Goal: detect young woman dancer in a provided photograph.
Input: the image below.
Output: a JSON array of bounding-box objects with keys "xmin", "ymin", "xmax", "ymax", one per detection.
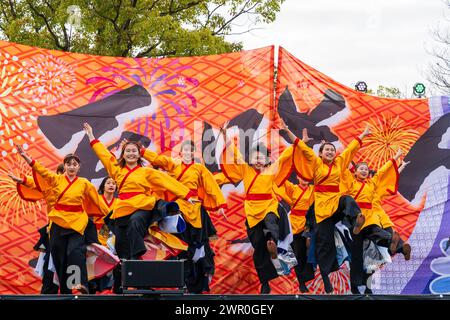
[
  {"xmin": 218, "ymin": 123, "xmax": 294, "ymax": 294},
  {"xmin": 277, "ymin": 176, "xmax": 315, "ymax": 293},
  {"xmin": 83, "ymin": 123, "xmax": 196, "ymax": 292},
  {"xmin": 279, "ymin": 120, "xmax": 370, "ymax": 293},
  {"xmin": 16, "ymin": 146, "xmax": 109, "ymax": 294},
  {"xmin": 372, "ymin": 160, "xmax": 412, "ymax": 260},
  {"xmin": 9, "ymin": 164, "xmax": 65, "ymax": 294},
  {"xmin": 343, "ymin": 150, "xmax": 410, "ymax": 293},
  {"xmin": 141, "ymin": 140, "xmax": 227, "ymax": 293}
]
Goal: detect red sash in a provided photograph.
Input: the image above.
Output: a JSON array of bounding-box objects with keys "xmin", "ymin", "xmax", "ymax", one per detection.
[
  {"xmin": 54, "ymin": 204, "xmax": 83, "ymax": 212},
  {"xmin": 291, "ymin": 209, "xmax": 307, "ymax": 217},
  {"xmin": 245, "ymin": 194, "xmax": 273, "ymax": 201},
  {"xmin": 314, "ymin": 185, "xmax": 340, "ymax": 193},
  {"xmin": 118, "ymin": 192, "xmax": 143, "ymax": 200}
]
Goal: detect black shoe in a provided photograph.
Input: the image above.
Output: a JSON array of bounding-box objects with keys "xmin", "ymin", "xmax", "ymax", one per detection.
[
  {"xmin": 260, "ymin": 282, "xmax": 271, "ymax": 294},
  {"xmin": 364, "ymin": 288, "xmax": 373, "ymax": 294},
  {"xmin": 299, "ymin": 282, "xmax": 309, "ymax": 293}
]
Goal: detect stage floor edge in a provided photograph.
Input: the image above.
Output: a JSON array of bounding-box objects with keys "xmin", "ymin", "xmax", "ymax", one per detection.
[{"xmin": 1, "ymin": 294, "xmax": 450, "ymax": 301}]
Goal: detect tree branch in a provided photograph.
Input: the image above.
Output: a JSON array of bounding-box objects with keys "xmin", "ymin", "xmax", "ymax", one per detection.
[
  {"xmin": 26, "ymin": 1, "xmax": 66, "ymax": 50},
  {"xmin": 159, "ymin": 0, "xmax": 203, "ymax": 16},
  {"xmin": 212, "ymin": 0, "xmax": 258, "ymax": 36}
]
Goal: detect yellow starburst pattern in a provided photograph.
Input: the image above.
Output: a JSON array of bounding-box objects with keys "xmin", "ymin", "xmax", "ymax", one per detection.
[
  {"xmin": 0, "ymin": 154, "xmax": 43, "ymax": 225},
  {"xmin": 359, "ymin": 114, "xmax": 420, "ymax": 169}
]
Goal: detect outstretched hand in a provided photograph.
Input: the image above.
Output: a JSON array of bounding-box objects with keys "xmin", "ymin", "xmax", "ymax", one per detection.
[
  {"xmin": 8, "ymin": 173, "xmax": 23, "ymax": 184},
  {"xmin": 16, "ymin": 144, "xmax": 26, "ymax": 157},
  {"xmin": 217, "ymin": 207, "xmax": 229, "ymax": 221},
  {"xmin": 116, "ymin": 139, "xmax": 128, "ymax": 152},
  {"xmin": 362, "ymin": 124, "xmax": 371, "ymax": 137},
  {"xmin": 401, "ymin": 160, "xmax": 411, "ymax": 167},
  {"xmin": 358, "ymin": 123, "xmax": 372, "ymax": 141},
  {"xmin": 188, "ymin": 198, "xmax": 201, "ymax": 205},
  {"xmin": 279, "ymin": 117, "xmax": 289, "ymax": 131},
  {"xmin": 394, "ymin": 148, "xmax": 404, "ymax": 160},
  {"xmin": 15, "ymin": 144, "xmax": 32, "ymax": 164},
  {"xmin": 398, "ymin": 159, "xmax": 411, "ymax": 174},
  {"xmin": 302, "ymin": 128, "xmax": 313, "ymax": 143},
  {"xmin": 83, "ymin": 123, "xmax": 95, "ymax": 140}
]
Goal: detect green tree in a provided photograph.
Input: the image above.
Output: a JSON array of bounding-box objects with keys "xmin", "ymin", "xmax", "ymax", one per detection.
[
  {"xmin": 366, "ymin": 85, "xmax": 404, "ymax": 98},
  {"xmin": 0, "ymin": 0, "xmax": 285, "ymax": 57}
]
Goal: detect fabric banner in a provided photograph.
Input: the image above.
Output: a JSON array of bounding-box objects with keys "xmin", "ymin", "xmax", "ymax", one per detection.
[
  {"xmin": 276, "ymin": 47, "xmax": 450, "ymax": 294},
  {"xmin": 0, "ymin": 41, "xmax": 448, "ymax": 294}
]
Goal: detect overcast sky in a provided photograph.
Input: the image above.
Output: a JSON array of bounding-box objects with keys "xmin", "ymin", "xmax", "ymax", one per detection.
[{"xmin": 226, "ymin": 0, "xmax": 449, "ymax": 97}]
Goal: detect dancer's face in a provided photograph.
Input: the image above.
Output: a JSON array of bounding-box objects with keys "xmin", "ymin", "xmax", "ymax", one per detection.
[
  {"xmin": 180, "ymin": 144, "xmax": 194, "ymax": 164},
  {"xmin": 356, "ymin": 164, "xmax": 369, "ymax": 180},
  {"xmin": 250, "ymin": 151, "xmax": 268, "ymax": 170},
  {"xmin": 104, "ymin": 178, "xmax": 116, "ymax": 194},
  {"xmin": 123, "ymin": 144, "xmax": 140, "ymax": 165},
  {"xmin": 320, "ymin": 144, "xmax": 336, "ymax": 162},
  {"xmin": 64, "ymin": 159, "xmax": 80, "ymax": 178}
]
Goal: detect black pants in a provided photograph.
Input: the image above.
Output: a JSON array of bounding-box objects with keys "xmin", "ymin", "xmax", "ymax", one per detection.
[
  {"xmin": 350, "ymin": 224, "xmax": 393, "ymax": 286},
  {"xmin": 84, "ymin": 219, "xmax": 100, "ymax": 245},
  {"xmin": 40, "ymin": 251, "xmax": 58, "ymax": 294},
  {"xmin": 49, "ymin": 223, "xmax": 88, "ymax": 294},
  {"xmin": 34, "ymin": 225, "xmax": 58, "ymax": 294},
  {"xmin": 246, "ymin": 212, "xmax": 280, "ymax": 284},
  {"xmin": 291, "ymin": 233, "xmax": 315, "ymax": 285},
  {"xmin": 385, "ymin": 227, "xmax": 405, "ymax": 255},
  {"xmin": 113, "ymin": 201, "xmax": 170, "ymax": 291},
  {"xmin": 114, "ymin": 205, "xmax": 168, "ymax": 259},
  {"xmin": 177, "ymin": 206, "xmax": 216, "ymax": 293},
  {"xmin": 314, "ymin": 195, "xmax": 361, "ymax": 277}
]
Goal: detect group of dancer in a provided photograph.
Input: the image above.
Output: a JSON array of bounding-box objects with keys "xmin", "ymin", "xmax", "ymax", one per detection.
[{"xmin": 8, "ymin": 118, "xmax": 411, "ymax": 295}]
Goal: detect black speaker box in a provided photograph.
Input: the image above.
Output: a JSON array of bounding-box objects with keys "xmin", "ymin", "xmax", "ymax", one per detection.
[{"xmin": 121, "ymin": 260, "xmax": 185, "ymax": 288}]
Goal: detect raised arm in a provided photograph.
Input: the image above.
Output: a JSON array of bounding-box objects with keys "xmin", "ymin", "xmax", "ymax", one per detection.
[
  {"xmin": 84, "ymin": 123, "xmax": 120, "ymax": 179},
  {"xmin": 8, "ymin": 173, "xmax": 28, "ymax": 186},
  {"xmin": 287, "ymin": 129, "xmax": 319, "ymax": 185},
  {"xmin": 272, "ymin": 144, "xmax": 294, "ymax": 186},
  {"xmin": 279, "ymin": 117, "xmax": 299, "ymax": 144},
  {"xmin": 141, "ymin": 148, "xmax": 178, "ymax": 173},
  {"xmin": 337, "ymin": 124, "xmax": 371, "ymax": 170},
  {"xmin": 218, "ymin": 123, "xmax": 247, "ymax": 184},
  {"xmin": 199, "ymin": 166, "xmax": 227, "ymax": 211},
  {"xmin": 16, "ymin": 144, "xmax": 58, "ymax": 186},
  {"xmin": 372, "ymin": 149, "xmax": 402, "ymax": 195},
  {"xmin": 146, "ymin": 168, "xmax": 194, "ymax": 201}
]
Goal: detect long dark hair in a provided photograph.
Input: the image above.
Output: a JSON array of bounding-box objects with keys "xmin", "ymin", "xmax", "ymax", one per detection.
[
  {"xmin": 98, "ymin": 176, "xmax": 116, "ymax": 195},
  {"xmin": 56, "ymin": 163, "xmax": 65, "ymax": 174},
  {"xmin": 116, "ymin": 141, "xmax": 144, "ymax": 168}
]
